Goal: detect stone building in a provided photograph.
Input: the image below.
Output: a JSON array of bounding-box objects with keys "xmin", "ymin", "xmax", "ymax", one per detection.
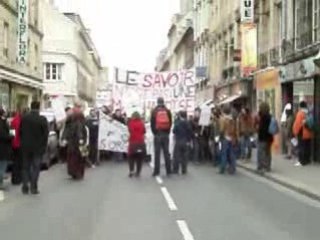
[{"xmin": 0, "ymin": 0, "xmax": 43, "ymax": 111}]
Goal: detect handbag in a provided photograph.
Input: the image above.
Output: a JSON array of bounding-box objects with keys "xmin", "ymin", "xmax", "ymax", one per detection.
[
  {"xmin": 79, "ymin": 145, "xmax": 89, "ymax": 158},
  {"xmin": 130, "ymin": 143, "xmax": 146, "ymax": 155}
]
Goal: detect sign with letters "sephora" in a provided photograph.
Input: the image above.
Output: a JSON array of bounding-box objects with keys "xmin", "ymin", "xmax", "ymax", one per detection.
[{"xmin": 17, "ymin": 0, "xmax": 29, "ymax": 64}]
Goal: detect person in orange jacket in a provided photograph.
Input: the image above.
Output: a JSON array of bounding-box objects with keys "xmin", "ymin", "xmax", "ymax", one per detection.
[{"xmin": 292, "ymin": 101, "xmax": 313, "ymax": 166}]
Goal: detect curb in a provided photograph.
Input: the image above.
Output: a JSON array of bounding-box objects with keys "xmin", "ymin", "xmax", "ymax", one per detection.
[{"xmin": 237, "ymin": 162, "xmax": 320, "ymax": 202}]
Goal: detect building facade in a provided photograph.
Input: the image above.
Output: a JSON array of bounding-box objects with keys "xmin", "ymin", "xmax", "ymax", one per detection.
[
  {"xmin": 0, "ymin": 0, "xmax": 43, "ymax": 112},
  {"xmin": 41, "ymin": 0, "xmax": 101, "ymax": 108},
  {"xmin": 155, "ymin": 11, "xmax": 194, "ymax": 73}
]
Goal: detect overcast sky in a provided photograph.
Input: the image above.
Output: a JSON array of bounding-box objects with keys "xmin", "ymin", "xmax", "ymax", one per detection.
[{"xmin": 54, "ymin": 0, "xmax": 180, "ymax": 72}]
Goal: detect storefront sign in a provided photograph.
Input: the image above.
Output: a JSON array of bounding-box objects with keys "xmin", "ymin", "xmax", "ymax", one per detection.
[
  {"xmin": 17, "ymin": 0, "xmax": 29, "ymax": 64},
  {"xmin": 283, "ymin": 58, "xmax": 315, "ymax": 82},
  {"xmin": 241, "ymin": 24, "xmax": 257, "ymax": 77},
  {"xmin": 241, "ymin": 0, "xmax": 254, "ymax": 23}
]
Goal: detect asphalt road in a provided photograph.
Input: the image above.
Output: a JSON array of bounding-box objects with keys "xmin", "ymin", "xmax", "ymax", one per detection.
[{"xmin": 1, "ymin": 162, "xmax": 320, "ymax": 240}]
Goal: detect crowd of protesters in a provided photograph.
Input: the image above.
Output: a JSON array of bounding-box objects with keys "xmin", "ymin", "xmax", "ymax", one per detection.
[{"xmin": 0, "ymin": 96, "xmax": 315, "ymax": 194}]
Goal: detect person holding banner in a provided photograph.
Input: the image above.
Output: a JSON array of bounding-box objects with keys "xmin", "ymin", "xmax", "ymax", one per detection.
[
  {"xmin": 127, "ymin": 112, "xmax": 146, "ymax": 177},
  {"xmin": 151, "ymin": 97, "xmax": 172, "ymax": 177}
]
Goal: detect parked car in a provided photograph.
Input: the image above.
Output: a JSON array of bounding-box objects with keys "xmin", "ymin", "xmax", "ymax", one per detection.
[{"xmin": 40, "ymin": 111, "xmax": 59, "ymax": 169}]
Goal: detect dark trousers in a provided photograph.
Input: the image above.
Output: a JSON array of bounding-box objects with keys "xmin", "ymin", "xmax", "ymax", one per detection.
[
  {"xmin": 220, "ymin": 139, "xmax": 236, "ymax": 174},
  {"xmin": 22, "ymin": 152, "xmax": 42, "ymax": 191},
  {"xmin": 89, "ymin": 142, "xmax": 98, "ymax": 164},
  {"xmin": 11, "ymin": 148, "xmax": 23, "ymax": 185},
  {"xmin": 153, "ymin": 134, "xmax": 171, "ymax": 175},
  {"xmin": 173, "ymin": 140, "xmax": 188, "ymax": 174},
  {"xmin": 128, "ymin": 153, "xmax": 143, "ymax": 175},
  {"xmin": 298, "ymin": 139, "xmax": 311, "ymax": 165},
  {"xmin": 59, "ymin": 146, "xmax": 68, "ymax": 163}
]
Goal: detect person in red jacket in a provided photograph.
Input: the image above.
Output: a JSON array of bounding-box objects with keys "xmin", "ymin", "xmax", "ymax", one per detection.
[
  {"xmin": 128, "ymin": 111, "xmax": 146, "ymax": 177},
  {"xmin": 10, "ymin": 109, "xmax": 23, "ymax": 185}
]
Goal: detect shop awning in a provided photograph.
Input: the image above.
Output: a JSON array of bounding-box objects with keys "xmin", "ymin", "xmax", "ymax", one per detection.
[
  {"xmin": 218, "ymin": 94, "xmax": 244, "ymax": 106},
  {"xmin": 0, "ymin": 68, "xmax": 43, "ymax": 89}
]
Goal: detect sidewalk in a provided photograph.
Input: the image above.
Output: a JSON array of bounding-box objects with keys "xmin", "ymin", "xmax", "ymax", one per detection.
[{"xmin": 237, "ymin": 154, "xmax": 320, "ymax": 201}]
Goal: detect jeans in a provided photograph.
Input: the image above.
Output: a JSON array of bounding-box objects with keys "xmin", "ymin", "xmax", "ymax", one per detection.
[
  {"xmin": 153, "ymin": 133, "xmax": 171, "ymax": 175},
  {"xmin": 219, "ymin": 139, "xmax": 236, "ymax": 174},
  {"xmin": 22, "ymin": 152, "xmax": 42, "ymax": 191},
  {"xmin": 173, "ymin": 140, "xmax": 188, "ymax": 174},
  {"xmin": 257, "ymin": 141, "xmax": 272, "ymax": 171},
  {"xmin": 0, "ymin": 161, "xmax": 8, "ymax": 187},
  {"xmin": 240, "ymin": 135, "xmax": 252, "ymax": 159}
]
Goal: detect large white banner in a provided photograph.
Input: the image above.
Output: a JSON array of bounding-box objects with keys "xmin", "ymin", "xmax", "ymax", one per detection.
[
  {"xmin": 110, "ymin": 68, "xmax": 196, "ymax": 117},
  {"xmin": 98, "ymin": 113, "xmax": 129, "ymax": 152},
  {"xmin": 17, "ymin": 0, "xmax": 29, "ymax": 64}
]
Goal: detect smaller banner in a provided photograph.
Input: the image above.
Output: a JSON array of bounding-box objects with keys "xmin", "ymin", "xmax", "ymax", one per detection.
[
  {"xmin": 241, "ymin": 23, "xmax": 257, "ymax": 77},
  {"xmin": 17, "ymin": 0, "xmax": 29, "ymax": 64},
  {"xmin": 98, "ymin": 112, "xmax": 129, "ymax": 152},
  {"xmin": 199, "ymin": 106, "xmax": 211, "ymax": 126},
  {"xmin": 241, "ymin": 0, "xmax": 254, "ymax": 23}
]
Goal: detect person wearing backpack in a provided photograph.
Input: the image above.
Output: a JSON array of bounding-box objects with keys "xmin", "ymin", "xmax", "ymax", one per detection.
[
  {"xmin": 292, "ymin": 101, "xmax": 313, "ymax": 166},
  {"xmin": 257, "ymin": 102, "xmax": 273, "ymax": 173},
  {"xmin": 219, "ymin": 104, "xmax": 238, "ymax": 174},
  {"xmin": 150, "ymin": 97, "xmax": 172, "ymax": 176}
]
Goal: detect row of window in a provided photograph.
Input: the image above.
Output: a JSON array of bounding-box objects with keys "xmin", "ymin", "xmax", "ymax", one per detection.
[
  {"xmin": 44, "ymin": 63, "xmax": 63, "ymax": 81},
  {"xmin": 1, "ymin": 21, "xmax": 39, "ymax": 70}
]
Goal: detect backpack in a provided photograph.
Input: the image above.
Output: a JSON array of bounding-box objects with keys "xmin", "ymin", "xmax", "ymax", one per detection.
[
  {"xmin": 155, "ymin": 108, "xmax": 170, "ymax": 130},
  {"xmin": 305, "ymin": 112, "xmax": 315, "ymax": 131},
  {"xmin": 268, "ymin": 116, "xmax": 279, "ymax": 135}
]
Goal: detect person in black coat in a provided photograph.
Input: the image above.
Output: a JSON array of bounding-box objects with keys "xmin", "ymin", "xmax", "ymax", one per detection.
[
  {"xmin": 20, "ymin": 102, "xmax": 49, "ymax": 194},
  {"xmin": 0, "ymin": 108, "xmax": 13, "ymax": 189},
  {"xmin": 86, "ymin": 109, "xmax": 99, "ymax": 165}
]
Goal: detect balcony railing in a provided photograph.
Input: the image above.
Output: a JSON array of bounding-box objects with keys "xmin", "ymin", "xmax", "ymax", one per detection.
[{"xmin": 269, "ymin": 47, "xmax": 281, "ymax": 66}]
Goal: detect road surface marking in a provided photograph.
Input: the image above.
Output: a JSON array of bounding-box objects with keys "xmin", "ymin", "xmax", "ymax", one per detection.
[
  {"xmin": 156, "ymin": 176, "xmax": 163, "ymax": 185},
  {"xmin": 160, "ymin": 187, "xmax": 178, "ymax": 211},
  {"xmin": 177, "ymin": 220, "xmax": 195, "ymax": 240},
  {"xmin": 0, "ymin": 191, "xmax": 4, "ymax": 202}
]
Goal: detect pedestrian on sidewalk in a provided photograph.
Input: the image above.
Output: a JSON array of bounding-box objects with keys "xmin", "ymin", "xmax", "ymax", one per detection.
[
  {"xmin": 63, "ymin": 101, "xmax": 88, "ymax": 180},
  {"xmin": 173, "ymin": 110, "xmax": 193, "ymax": 175},
  {"xmin": 128, "ymin": 111, "xmax": 146, "ymax": 177},
  {"xmin": 219, "ymin": 104, "xmax": 238, "ymax": 174},
  {"xmin": 151, "ymin": 97, "xmax": 172, "ymax": 177},
  {"xmin": 238, "ymin": 107, "xmax": 254, "ymax": 161},
  {"xmin": 257, "ymin": 102, "xmax": 273, "ymax": 173},
  {"xmin": 0, "ymin": 108, "xmax": 13, "ymax": 190},
  {"xmin": 284, "ymin": 105, "xmax": 295, "ymax": 160},
  {"xmin": 292, "ymin": 101, "xmax": 313, "ymax": 166},
  {"xmin": 10, "ymin": 108, "xmax": 23, "ymax": 185},
  {"xmin": 20, "ymin": 102, "xmax": 49, "ymax": 194}
]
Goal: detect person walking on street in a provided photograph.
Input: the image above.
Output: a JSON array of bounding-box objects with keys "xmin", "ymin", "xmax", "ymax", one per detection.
[
  {"xmin": 0, "ymin": 108, "xmax": 13, "ymax": 190},
  {"xmin": 238, "ymin": 107, "xmax": 254, "ymax": 161},
  {"xmin": 173, "ymin": 111, "xmax": 193, "ymax": 175},
  {"xmin": 10, "ymin": 108, "xmax": 23, "ymax": 185},
  {"xmin": 62, "ymin": 102, "xmax": 88, "ymax": 180},
  {"xmin": 257, "ymin": 102, "xmax": 273, "ymax": 173},
  {"xmin": 20, "ymin": 102, "xmax": 49, "ymax": 194},
  {"xmin": 128, "ymin": 111, "xmax": 146, "ymax": 177},
  {"xmin": 191, "ymin": 108, "xmax": 203, "ymax": 164},
  {"xmin": 219, "ymin": 105, "xmax": 238, "ymax": 174},
  {"xmin": 86, "ymin": 109, "xmax": 99, "ymax": 166},
  {"xmin": 293, "ymin": 101, "xmax": 313, "ymax": 166},
  {"xmin": 151, "ymin": 97, "xmax": 172, "ymax": 177}
]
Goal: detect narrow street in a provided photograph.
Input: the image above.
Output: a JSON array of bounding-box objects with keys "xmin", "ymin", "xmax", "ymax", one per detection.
[{"xmin": 1, "ymin": 162, "xmax": 320, "ymax": 240}]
